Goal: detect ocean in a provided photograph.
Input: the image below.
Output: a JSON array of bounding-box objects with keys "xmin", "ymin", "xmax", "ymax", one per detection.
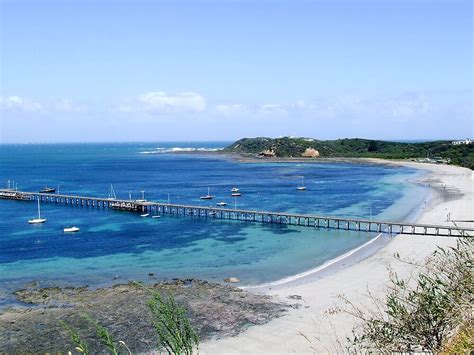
[{"xmin": 0, "ymin": 142, "xmax": 429, "ymax": 304}]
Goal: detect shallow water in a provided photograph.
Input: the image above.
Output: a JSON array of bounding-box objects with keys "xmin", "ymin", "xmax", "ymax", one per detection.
[{"xmin": 0, "ymin": 143, "xmax": 428, "ymax": 299}]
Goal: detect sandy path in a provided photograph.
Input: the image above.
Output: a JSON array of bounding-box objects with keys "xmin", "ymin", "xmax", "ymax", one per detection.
[{"xmin": 200, "ymin": 162, "xmax": 473, "ymax": 354}]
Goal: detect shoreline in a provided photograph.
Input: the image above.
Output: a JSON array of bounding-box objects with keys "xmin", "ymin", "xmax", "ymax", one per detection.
[
  {"xmin": 239, "ymin": 158, "xmax": 434, "ymax": 292},
  {"xmin": 200, "ymin": 160, "xmax": 473, "ymax": 354}
]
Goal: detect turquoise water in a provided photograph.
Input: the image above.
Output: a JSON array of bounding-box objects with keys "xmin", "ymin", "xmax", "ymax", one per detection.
[{"xmin": 0, "ymin": 143, "xmax": 428, "ymax": 300}]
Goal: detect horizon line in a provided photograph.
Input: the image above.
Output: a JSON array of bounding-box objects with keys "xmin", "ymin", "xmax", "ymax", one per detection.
[{"xmin": 0, "ymin": 137, "xmax": 470, "ymax": 145}]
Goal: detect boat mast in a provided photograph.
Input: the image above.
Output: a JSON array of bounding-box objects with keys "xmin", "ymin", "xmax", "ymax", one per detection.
[
  {"xmin": 110, "ymin": 184, "xmax": 116, "ymax": 199},
  {"xmin": 37, "ymin": 198, "xmax": 41, "ymax": 219}
]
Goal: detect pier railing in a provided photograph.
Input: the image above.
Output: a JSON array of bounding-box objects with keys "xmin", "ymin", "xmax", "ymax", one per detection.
[{"xmin": 1, "ymin": 189, "xmax": 472, "ymax": 237}]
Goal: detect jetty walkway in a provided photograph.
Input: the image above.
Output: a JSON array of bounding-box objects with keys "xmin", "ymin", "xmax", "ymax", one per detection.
[{"xmin": 1, "ymin": 189, "xmax": 472, "ymax": 237}]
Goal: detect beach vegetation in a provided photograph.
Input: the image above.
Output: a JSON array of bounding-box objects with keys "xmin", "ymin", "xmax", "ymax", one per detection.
[
  {"xmin": 61, "ymin": 315, "xmax": 131, "ymax": 355},
  {"xmin": 60, "ymin": 320, "xmax": 90, "ymax": 354},
  {"xmin": 147, "ymin": 290, "xmax": 200, "ymax": 355},
  {"xmin": 342, "ymin": 237, "xmax": 473, "ymax": 353}
]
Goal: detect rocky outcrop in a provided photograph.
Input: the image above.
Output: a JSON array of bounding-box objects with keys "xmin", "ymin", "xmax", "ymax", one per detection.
[
  {"xmin": 2, "ymin": 280, "xmax": 288, "ymax": 353},
  {"xmin": 301, "ymin": 148, "xmax": 320, "ymax": 157},
  {"xmin": 259, "ymin": 149, "xmax": 276, "ymax": 157}
]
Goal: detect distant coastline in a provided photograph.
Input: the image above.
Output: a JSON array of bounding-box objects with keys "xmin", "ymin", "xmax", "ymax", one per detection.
[{"xmin": 223, "ymin": 137, "xmax": 474, "ymax": 170}]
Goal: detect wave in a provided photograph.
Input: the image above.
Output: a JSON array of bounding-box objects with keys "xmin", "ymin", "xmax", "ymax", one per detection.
[{"xmin": 139, "ymin": 147, "xmax": 224, "ymax": 154}]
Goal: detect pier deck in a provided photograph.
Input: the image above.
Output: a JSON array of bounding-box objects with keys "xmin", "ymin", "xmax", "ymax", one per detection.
[{"xmin": 1, "ymin": 189, "xmax": 472, "ymax": 237}]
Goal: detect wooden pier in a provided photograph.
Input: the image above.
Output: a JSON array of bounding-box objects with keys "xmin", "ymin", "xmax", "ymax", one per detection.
[{"xmin": 1, "ymin": 189, "xmax": 472, "ymax": 237}]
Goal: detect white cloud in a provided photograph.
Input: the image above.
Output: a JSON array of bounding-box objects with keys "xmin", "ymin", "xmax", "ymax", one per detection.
[
  {"xmin": 138, "ymin": 91, "xmax": 206, "ymax": 113},
  {"xmin": 0, "ymin": 96, "xmax": 43, "ymax": 111},
  {"xmin": 0, "ymin": 96, "xmax": 84, "ymax": 113},
  {"xmin": 214, "ymin": 103, "xmax": 249, "ymax": 115},
  {"xmin": 284, "ymin": 94, "xmax": 435, "ymax": 121},
  {"xmin": 213, "ymin": 103, "xmax": 288, "ymax": 116},
  {"xmin": 258, "ymin": 104, "xmax": 288, "ymax": 115}
]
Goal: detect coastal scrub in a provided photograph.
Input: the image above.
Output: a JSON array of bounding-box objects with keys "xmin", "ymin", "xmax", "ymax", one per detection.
[{"xmin": 344, "ymin": 237, "xmax": 473, "ymax": 353}]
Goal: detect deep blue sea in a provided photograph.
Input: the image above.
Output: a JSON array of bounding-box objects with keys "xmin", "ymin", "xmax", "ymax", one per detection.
[{"xmin": 0, "ymin": 143, "xmax": 428, "ymax": 303}]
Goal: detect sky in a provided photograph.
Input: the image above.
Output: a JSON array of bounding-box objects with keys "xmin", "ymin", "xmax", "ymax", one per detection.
[{"xmin": 0, "ymin": 0, "xmax": 472, "ymax": 143}]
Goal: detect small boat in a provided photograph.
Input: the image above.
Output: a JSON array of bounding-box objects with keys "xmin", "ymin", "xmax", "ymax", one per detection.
[
  {"xmin": 152, "ymin": 215, "xmax": 161, "ymax": 219},
  {"xmin": 231, "ymin": 187, "xmax": 239, "ymax": 193},
  {"xmin": 216, "ymin": 202, "xmax": 227, "ymax": 206},
  {"xmin": 200, "ymin": 187, "xmax": 214, "ymax": 200},
  {"xmin": 297, "ymin": 176, "xmax": 307, "ymax": 191},
  {"xmin": 231, "ymin": 192, "xmax": 241, "ymax": 197},
  {"xmin": 140, "ymin": 213, "xmax": 150, "ymax": 217},
  {"xmin": 28, "ymin": 199, "xmax": 47, "ymax": 224},
  {"xmin": 64, "ymin": 226, "xmax": 80, "ymax": 233},
  {"xmin": 39, "ymin": 187, "xmax": 55, "ymax": 193}
]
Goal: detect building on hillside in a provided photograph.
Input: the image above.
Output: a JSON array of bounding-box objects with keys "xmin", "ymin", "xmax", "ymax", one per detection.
[{"xmin": 452, "ymin": 138, "xmax": 472, "ymax": 145}]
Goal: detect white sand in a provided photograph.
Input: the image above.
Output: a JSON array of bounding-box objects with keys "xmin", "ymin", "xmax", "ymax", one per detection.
[{"xmin": 201, "ymin": 162, "xmax": 473, "ymax": 354}]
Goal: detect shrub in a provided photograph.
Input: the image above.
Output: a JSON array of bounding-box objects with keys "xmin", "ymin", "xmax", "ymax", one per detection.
[
  {"xmin": 344, "ymin": 237, "xmax": 473, "ymax": 353},
  {"xmin": 147, "ymin": 291, "xmax": 199, "ymax": 355}
]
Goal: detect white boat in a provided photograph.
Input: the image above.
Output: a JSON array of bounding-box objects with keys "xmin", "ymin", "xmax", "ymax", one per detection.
[
  {"xmin": 64, "ymin": 226, "xmax": 80, "ymax": 233},
  {"xmin": 152, "ymin": 215, "xmax": 161, "ymax": 219},
  {"xmin": 200, "ymin": 187, "xmax": 214, "ymax": 200},
  {"xmin": 231, "ymin": 192, "xmax": 241, "ymax": 197},
  {"xmin": 297, "ymin": 176, "xmax": 307, "ymax": 191},
  {"xmin": 231, "ymin": 187, "xmax": 239, "ymax": 192},
  {"xmin": 28, "ymin": 199, "xmax": 47, "ymax": 224},
  {"xmin": 216, "ymin": 202, "xmax": 227, "ymax": 206},
  {"xmin": 141, "ymin": 213, "xmax": 150, "ymax": 217}
]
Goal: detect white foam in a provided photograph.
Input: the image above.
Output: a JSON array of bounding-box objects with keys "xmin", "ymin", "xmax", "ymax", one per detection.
[{"xmin": 139, "ymin": 147, "xmax": 224, "ymax": 154}]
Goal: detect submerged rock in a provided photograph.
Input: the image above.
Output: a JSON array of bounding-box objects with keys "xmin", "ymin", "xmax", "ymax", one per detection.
[{"xmin": 223, "ymin": 277, "xmax": 240, "ymax": 283}]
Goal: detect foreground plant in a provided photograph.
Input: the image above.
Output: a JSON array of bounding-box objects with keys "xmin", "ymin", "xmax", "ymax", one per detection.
[
  {"xmin": 147, "ymin": 291, "xmax": 199, "ymax": 355},
  {"xmin": 343, "ymin": 237, "xmax": 473, "ymax": 353},
  {"xmin": 60, "ymin": 320, "xmax": 90, "ymax": 354},
  {"xmin": 61, "ymin": 315, "xmax": 132, "ymax": 354}
]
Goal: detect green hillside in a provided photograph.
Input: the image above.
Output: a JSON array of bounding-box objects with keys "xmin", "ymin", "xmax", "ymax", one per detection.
[{"xmin": 225, "ymin": 137, "xmax": 474, "ymax": 169}]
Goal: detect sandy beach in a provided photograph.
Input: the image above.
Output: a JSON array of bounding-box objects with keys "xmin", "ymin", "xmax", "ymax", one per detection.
[{"xmin": 200, "ymin": 161, "xmax": 473, "ymax": 354}]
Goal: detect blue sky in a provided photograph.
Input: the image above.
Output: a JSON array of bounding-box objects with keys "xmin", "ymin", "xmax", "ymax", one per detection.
[{"xmin": 0, "ymin": 0, "xmax": 472, "ymax": 143}]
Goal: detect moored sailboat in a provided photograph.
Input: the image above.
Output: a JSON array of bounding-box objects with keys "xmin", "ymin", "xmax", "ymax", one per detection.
[
  {"xmin": 200, "ymin": 187, "xmax": 214, "ymax": 200},
  {"xmin": 28, "ymin": 199, "xmax": 47, "ymax": 224},
  {"xmin": 107, "ymin": 184, "xmax": 117, "ymax": 200},
  {"xmin": 297, "ymin": 176, "xmax": 307, "ymax": 191}
]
